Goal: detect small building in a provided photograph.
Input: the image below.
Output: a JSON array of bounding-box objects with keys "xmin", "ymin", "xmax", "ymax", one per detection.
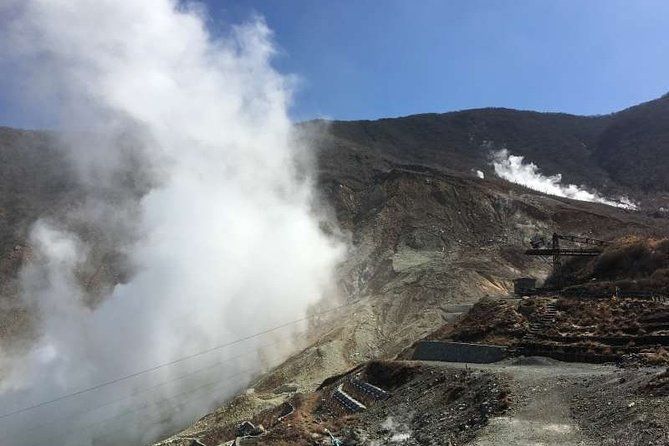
[{"xmin": 513, "ymin": 277, "xmax": 537, "ymax": 296}]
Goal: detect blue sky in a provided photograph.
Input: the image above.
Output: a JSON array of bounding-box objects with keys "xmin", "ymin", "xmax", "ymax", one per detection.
[
  {"xmin": 215, "ymin": 0, "xmax": 669, "ymax": 121},
  {"xmin": 2, "ymin": 1, "xmax": 669, "ymax": 127}
]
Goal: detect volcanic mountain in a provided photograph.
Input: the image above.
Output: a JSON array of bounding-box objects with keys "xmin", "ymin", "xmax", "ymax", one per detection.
[{"xmin": 2, "ymin": 94, "xmax": 669, "ymax": 445}]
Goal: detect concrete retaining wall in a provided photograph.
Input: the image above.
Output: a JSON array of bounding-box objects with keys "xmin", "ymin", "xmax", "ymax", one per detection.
[{"xmin": 411, "ymin": 341, "xmax": 508, "ymax": 364}]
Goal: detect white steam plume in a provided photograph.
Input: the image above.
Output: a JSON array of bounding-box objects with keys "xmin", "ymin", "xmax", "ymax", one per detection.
[
  {"xmin": 0, "ymin": 1, "xmax": 342, "ymax": 445},
  {"xmin": 491, "ymin": 149, "xmax": 637, "ymax": 210}
]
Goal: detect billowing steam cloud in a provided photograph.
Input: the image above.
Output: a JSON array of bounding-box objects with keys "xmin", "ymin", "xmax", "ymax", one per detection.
[
  {"xmin": 0, "ymin": 1, "xmax": 342, "ymax": 445},
  {"xmin": 491, "ymin": 149, "xmax": 637, "ymax": 210}
]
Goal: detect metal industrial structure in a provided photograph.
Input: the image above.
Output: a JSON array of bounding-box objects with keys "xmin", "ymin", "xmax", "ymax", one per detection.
[{"xmin": 525, "ymin": 232, "xmax": 607, "ymax": 287}]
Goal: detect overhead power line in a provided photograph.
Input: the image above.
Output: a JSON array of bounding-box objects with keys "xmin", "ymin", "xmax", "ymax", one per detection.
[
  {"xmin": 0, "ymin": 335, "xmax": 288, "ymax": 442},
  {"xmin": 27, "ymin": 368, "xmax": 254, "ymax": 446},
  {"xmin": 0, "ymin": 299, "xmax": 357, "ymax": 421}
]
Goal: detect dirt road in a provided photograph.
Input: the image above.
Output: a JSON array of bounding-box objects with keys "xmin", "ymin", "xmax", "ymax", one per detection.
[{"xmin": 430, "ymin": 358, "xmax": 618, "ymax": 446}]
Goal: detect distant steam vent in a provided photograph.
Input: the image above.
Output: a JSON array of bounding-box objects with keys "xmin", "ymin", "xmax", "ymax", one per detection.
[{"xmin": 491, "ymin": 149, "xmax": 637, "ymax": 210}]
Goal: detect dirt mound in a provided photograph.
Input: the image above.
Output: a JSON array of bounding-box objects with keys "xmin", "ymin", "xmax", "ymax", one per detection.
[{"xmin": 572, "ymin": 368, "xmax": 669, "ymax": 446}]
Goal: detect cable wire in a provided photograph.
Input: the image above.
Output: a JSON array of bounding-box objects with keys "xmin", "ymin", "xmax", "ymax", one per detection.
[
  {"xmin": 0, "ymin": 335, "xmax": 289, "ymax": 442},
  {"xmin": 16, "ymin": 302, "xmax": 422, "ymax": 446},
  {"xmin": 0, "ymin": 299, "xmax": 358, "ymax": 421},
  {"xmin": 27, "ymin": 368, "xmax": 254, "ymax": 446}
]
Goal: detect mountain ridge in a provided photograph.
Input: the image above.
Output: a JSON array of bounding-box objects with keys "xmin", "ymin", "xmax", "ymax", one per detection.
[
  {"xmin": 310, "ymin": 92, "xmax": 669, "ymax": 200},
  {"xmin": 316, "ymin": 91, "xmax": 669, "ymax": 123}
]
